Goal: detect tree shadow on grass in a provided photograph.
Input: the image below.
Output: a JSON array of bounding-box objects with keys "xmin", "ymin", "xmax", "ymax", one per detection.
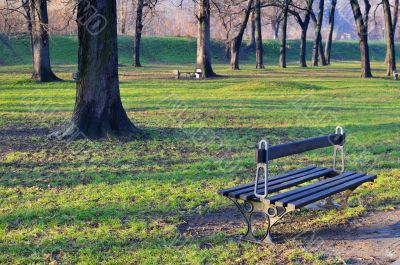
[{"xmin": 1, "ymin": 123, "xmax": 399, "ymax": 188}]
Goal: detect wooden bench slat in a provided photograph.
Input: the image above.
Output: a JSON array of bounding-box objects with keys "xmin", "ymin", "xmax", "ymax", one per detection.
[
  {"xmin": 287, "ymin": 174, "xmax": 377, "ymax": 210},
  {"xmin": 218, "ymin": 166, "xmax": 316, "ymax": 196},
  {"xmin": 267, "ymin": 134, "xmax": 345, "ymax": 161},
  {"xmin": 225, "ymin": 167, "xmax": 325, "ymax": 199},
  {"xmin": 266, "ymin": 171, "xmax": 357, "ymax": 204},
  {"xmin": 266, "ymin": 167, "xmax": 327, "ymax": 186},
  {"xmin": 239, "ymin": 168, "xmax": 335, "ymax": 200},
  {"xmin": 275, "ymin": 172, "xmax": 366, "ymax": 206}
]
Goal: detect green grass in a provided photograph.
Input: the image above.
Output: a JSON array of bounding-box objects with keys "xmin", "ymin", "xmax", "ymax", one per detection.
[
  {"xmin": 1, "ymin": 34, "xmax": 400, "ymax": 66},
  {"xmin": 0, "ymin": 38, "xmax": 400, "ymax": 264}
]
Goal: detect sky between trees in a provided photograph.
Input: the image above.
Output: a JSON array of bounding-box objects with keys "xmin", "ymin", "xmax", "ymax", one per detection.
[{"xmin": 0, "ymin": 0, "xmax": 399, "ymax": 41}]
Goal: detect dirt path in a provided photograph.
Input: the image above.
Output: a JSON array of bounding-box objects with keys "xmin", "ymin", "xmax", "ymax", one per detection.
[
  {"xmin": 309, "ymin": 209, "xmax": 400, "ymax": 264},
  {"xmin": 180, "ymin": 208, "xmax": 400, "ymax": 264}
]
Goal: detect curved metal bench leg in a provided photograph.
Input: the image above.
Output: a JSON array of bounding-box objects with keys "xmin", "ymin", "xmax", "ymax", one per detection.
[
  {"xmin": 322, "ymin": 196, "xmax": 341, "ymax": 209},
  {"xmin": 339, "ymin": 187, "xmax": 357, "ymax": 209},
  {"xmin": 308, "ymin": 186, "xmax": 358, "ymax": 210},
  {"xmin": 230, "ymin": 199, "xmax": 294, "ymax": 244},
  {"xmin": 230, "ymin": 199, "xmax": 253, "ymax": 241}
]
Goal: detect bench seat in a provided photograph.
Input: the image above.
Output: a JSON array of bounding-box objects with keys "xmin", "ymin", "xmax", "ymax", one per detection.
[
  {"xmin": 219, "ymin": 167, "xmax": 376, "ymax": 210},
  {"xmin": 218, "ymin": 166, "xmax": 335, "ymax": 201},
  {"xmin": 273, "ymin": 172, "xmax": 376, "ymax": 210}
]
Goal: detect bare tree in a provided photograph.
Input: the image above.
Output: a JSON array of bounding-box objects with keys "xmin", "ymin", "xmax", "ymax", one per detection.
[
  {"xmin": 394, "ymin": 0, "xmax": 399, "ymax": 34},
  {"xmin": 133, "ymin": 0, "xmax": 158, "ymax": 67},
  {"xmin": 270, "ymin": 7, "xmax": 282, "ymax": 39},
  {"xmin": 230, "ymin": 0, "xmax": 254, "ymax": 70},
  {"xmin": 349, "ymin": 0, "xmax": 373, "ymax": 77},
  {"xmin": 57, "ymin": 0, "xmax": 139, "ymax": 139},
  {"xmin": 247, "ymin": 9, "xmax": 256, "ymax": 49},
  {"xmin": 382, "ymin": 0, "xmax": 396, "ymax": 76},
  {"xmin": 279, "ymin": 0, "xmax": 289, "ymax": 68},
  {"xmin": 289, "ymin": 0, "xmax": 314, "ymax": 67},
  {"xmin": 254, "ymin": 0, "xmax": 263, "ymax": 68},
  {"xmin": 324, "ymin": 0, "xmax": 336, "ymax": 64},
  {"xmin": 213, "ymin": 0, "xmax": 234, "ymax": 61},
  {"xmin": 133, "ymin": 0, "xmax": 144, "ymax": 67},
  {"xmin": 29, "ymin": 0, "xmax": 61, "ymax": 81},
  {"xmin": 197, "ymin": 0, "xmax": 216, "ymax": 77},
  {"xmin": 120, "ymin": 0, "xmax": 129, "ymax": 34},
  {"xmin": 1, "ymin": 0, "xmax": 61, "ymax": 81},
  {"xmin": 312, "ymin": 0, "xmax": 326, "ymax": 66}
]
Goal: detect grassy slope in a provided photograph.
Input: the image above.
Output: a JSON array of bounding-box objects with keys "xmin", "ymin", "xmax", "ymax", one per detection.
[
  {"xmin": 1, "ymin": 34, "xmax": 400, "ymax": 66},
  {"xmin": 0, "ymin": 61, "xmax": 399, "ymax": 264}
]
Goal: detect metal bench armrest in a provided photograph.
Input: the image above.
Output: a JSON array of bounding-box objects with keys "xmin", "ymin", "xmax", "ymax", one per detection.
[
  {"xmin": 333, "ymin": 126, "xmax": 345, "ymax": 173},
  {"xmin": 255, "ymin": 140, "xmax": 269, "ymax": 199}
]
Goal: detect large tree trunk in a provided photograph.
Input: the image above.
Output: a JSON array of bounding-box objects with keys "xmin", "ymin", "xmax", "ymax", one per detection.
[
  {"xmin": 133, "ymin": 0, "xmax": 144, "ymax": 67},
  {"xmin": 197, "ymin": 0, "xmax": 216, "ymax": 77},
  {"xmin": 56, "ymin": 0, "xmax": 139, "ymax": 140},
  {"xmin": 325, "ymin": 0, "xmax": 337, "ymax": 64},
  {"xmin": 255, "ymin": 0, "xmax": 264, "ymax": 68},
  {"xmin": 312, "ymin": 0, "xmax": 325, "ymax": 66},
  {"xmin": 247, "ymin": 10, "xmax": 256, "ymax": 49},
  {"xmin": 230, "ymin": 0, "xmax": 254, "ymax": 70},
  {"xmin": 349, "ymin": 0, "xmax": 373, "ymax": 78},
  {"xmin": 29, "ymin": 0, "xmax": 60, "ymax": 82},
  {"xmin": 382, "ymin": 0, "xmax": 396, "ymax": 76},
  {"xmin": 279, "ymin": 0, "xmax": 289, "ymax": 68}
]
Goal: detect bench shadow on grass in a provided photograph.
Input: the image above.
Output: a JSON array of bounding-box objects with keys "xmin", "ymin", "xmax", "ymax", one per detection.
[{"xmin": 1, "ymin": 206, "xmax": 399, "ymax": 261}]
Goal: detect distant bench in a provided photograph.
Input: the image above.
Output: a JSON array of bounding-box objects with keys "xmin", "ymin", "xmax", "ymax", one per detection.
[
  {"xmin": 173, "ymin": 69, "xmax": 203, "ymax": 80},
  {"xmin": 72, "ymin": 72, "xmax": 79, "ymax": 81},
  {"xmin": 218, "ymin": 127, "xmax": 377, "ymax": 244}
]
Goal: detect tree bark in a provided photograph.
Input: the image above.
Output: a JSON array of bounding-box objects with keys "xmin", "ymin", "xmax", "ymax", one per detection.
[
  {"xmin": 393, "ymin": 0, "xmax": 399, "ymax": 33},
  {"xmin": 119, "ymin": 0, "xmax": 128, "ymax": 34},
  {"xmin": 133, "ymin": 0, "xmax": 144, "ymax": 67},
  {"xmin": 349, "ymin": 0, "xmax": 373, "ymax": 78},
  {"xmin": 273, "ymin": 23, "xmax": 280, "ymax": 40},
  {"xmin": 312, "ymin": 0, "xmax": 325, "ymax": 66},
  {"xmin": 272, "ymin": 9, "xmax": 281, "ymax": 40},
  {"xmin": 318, "ymin": 36, "xmax": 327, "ymax": 65},
  {"xmin": 299, "ymin": 26, "xmax": 308, "ymax": 67},
  {"xmin": 196, "ymin": 0, "xmax": 216, "ymax": 77},
  {"xmin": 324, "ymin": 0, "xmax": 337, "ymax": 64},
  {"xmin": 28, "ymin": 0, "xmax": 60, "ymax": 82},
  {"xmin": 230, "ymin": 0, "xmax": 254, "ymax": 70},
  {"xmin": 56, "ymin": 0, "xmax": 139, "ymax": 140},
  {"xmin": 382, "ymin": 0, "xmax": 396, "ymax": 76},
  {"xmin": 247, "ymin": 10, "xmax": 256, "ymax": 49},
  {"xmin": 293, "ymin": 0, "xmax": 314, "ymax": 67},
  {"xmin": 255, "ymin": 0, "xmax": 264, "ymax": 68},
  {"xmin": 279, "ymin": 0, "xmax": 289, "ymax": 68}
]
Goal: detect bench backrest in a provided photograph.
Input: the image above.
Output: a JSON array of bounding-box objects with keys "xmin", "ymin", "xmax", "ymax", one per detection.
[{"xmin": 257, "ymin": 133, "xmax": 345, "ymax": 163}]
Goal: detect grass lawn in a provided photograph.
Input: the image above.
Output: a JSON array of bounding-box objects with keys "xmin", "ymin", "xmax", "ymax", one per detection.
[{"xmin": 0, "ymin": 46, "xmax": 400, "ymax": 263}]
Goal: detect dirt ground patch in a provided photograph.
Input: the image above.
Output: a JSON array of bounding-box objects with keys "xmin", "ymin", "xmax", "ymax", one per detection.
[
  {"xmin": 311, "ymin": 209, "xmax": 400, "ymax": 264},
  {"xmin": 180, "ymin": 207, "xmax": 400, "ymax": 264}
]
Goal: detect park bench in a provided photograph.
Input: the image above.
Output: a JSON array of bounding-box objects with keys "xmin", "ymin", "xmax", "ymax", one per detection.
[
  {"xmin": 72, "ymin": 72, "xmax": 79, "ymax": 81},
  {"xmin": 173, "ymin": 69, "xmax": 203, "ymax": 79},
  {"xmin": 218, "ymin": 127, "xmax": 377, "ymax": 244}
]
